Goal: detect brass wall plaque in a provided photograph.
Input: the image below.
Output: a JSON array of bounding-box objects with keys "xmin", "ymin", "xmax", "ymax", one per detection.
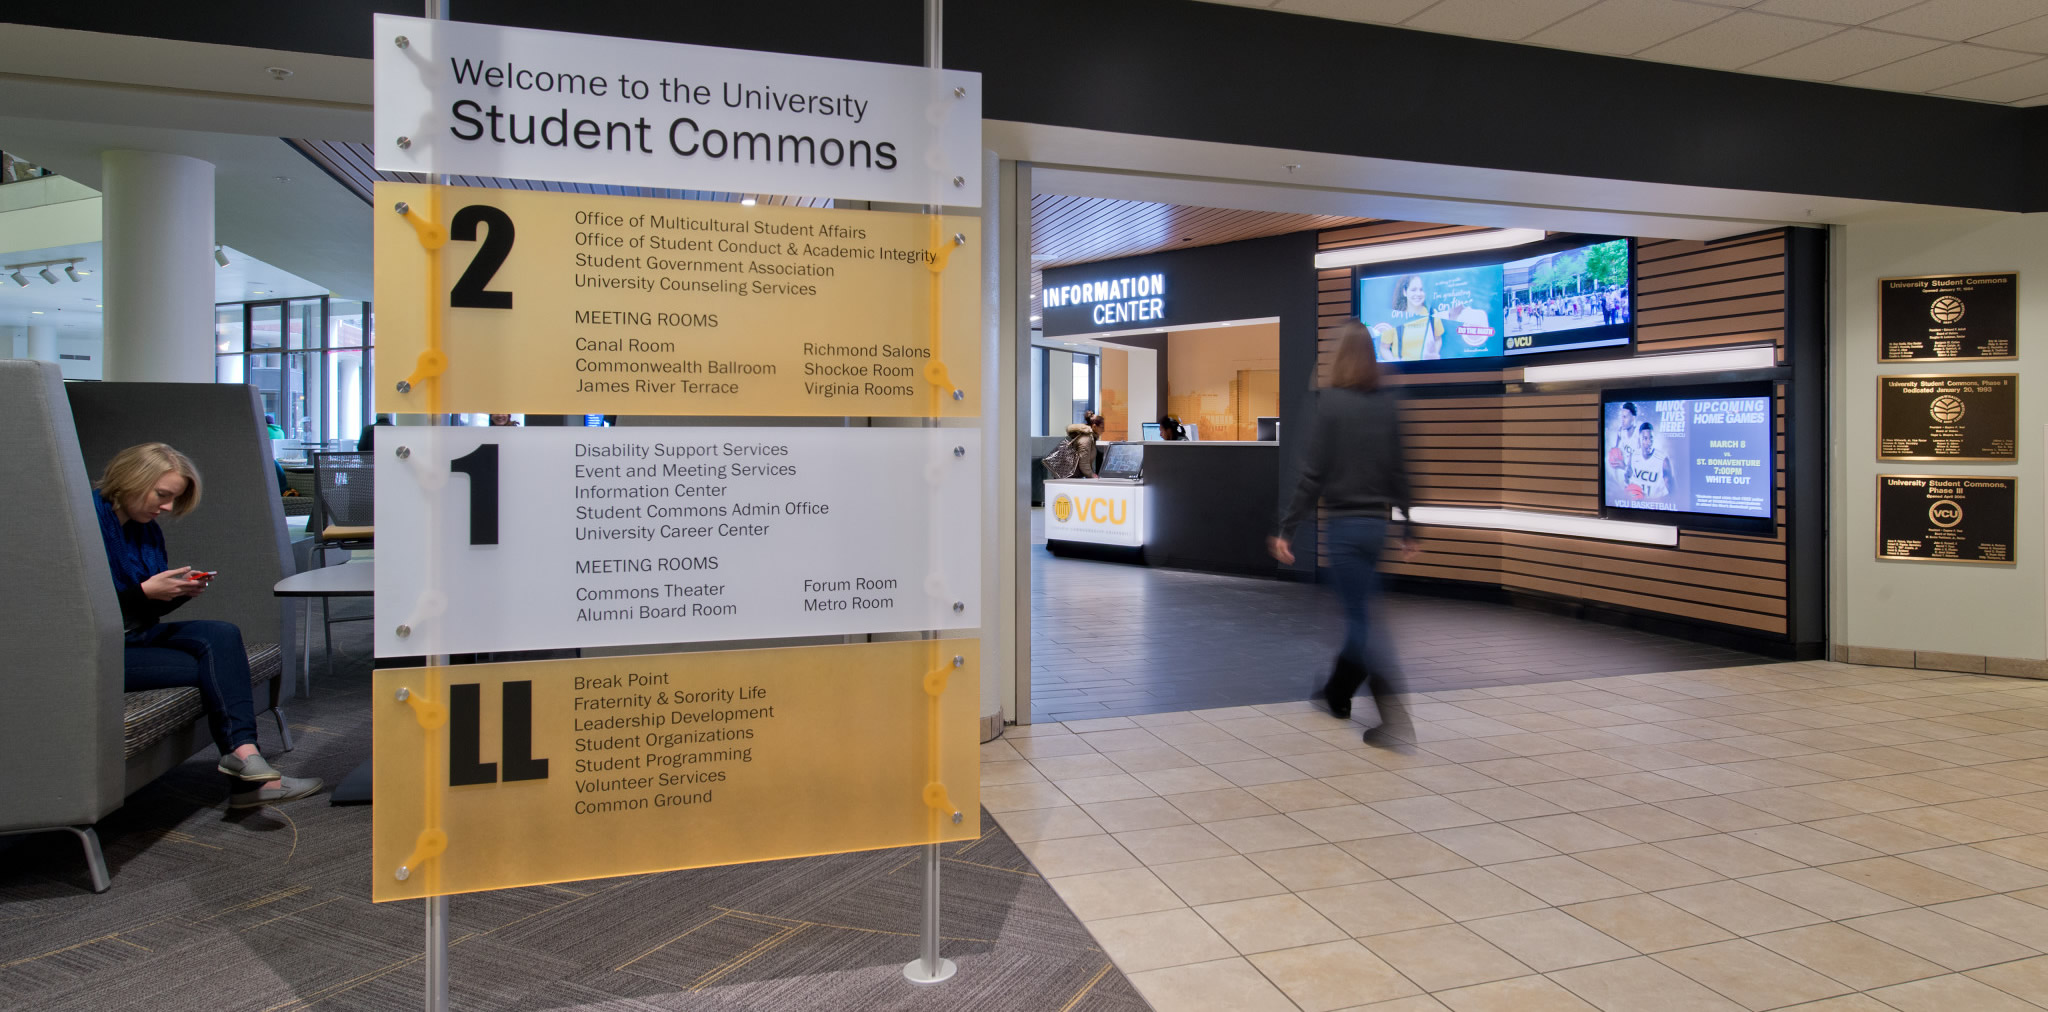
[
  {"xmin": 1876, "ymin": 374, "xmax": 2018, "ymax": 461},
  {"xmin": 1876, "ymin": 474, "xmax": 2016, "ymax": 565},
  {"xmin": 1879, "ymin": 273, "xmax": 2017, "ymax": 361}
]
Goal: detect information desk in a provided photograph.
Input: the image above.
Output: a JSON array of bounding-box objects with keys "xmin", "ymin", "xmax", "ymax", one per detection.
[{"xmin": 1044, "ymin": 442, "xmax": 1280, "ymax": 575}]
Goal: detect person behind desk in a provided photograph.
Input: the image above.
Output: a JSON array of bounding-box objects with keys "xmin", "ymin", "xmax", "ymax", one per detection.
[
  {"xmin": 94, "ymin": 443, "xmax": 322, "ymax": 807},
  {"xmin": 1268, "ymin": 321, "xmax": 1417, "ymax": 748},
  {"xmin": 1158, "ymin": 414, "xmax": 1186, "ymax": 441}
]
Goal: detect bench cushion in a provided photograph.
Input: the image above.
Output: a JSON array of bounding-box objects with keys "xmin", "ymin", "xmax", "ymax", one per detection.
[{"xmin": 121, "ymin": 642, "xmax": 283, "ymax": 758}]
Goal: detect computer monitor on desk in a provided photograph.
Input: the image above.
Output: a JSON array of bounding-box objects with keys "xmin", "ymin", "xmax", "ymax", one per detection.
[
  {"xmin": 1182, "ymin": 423, "xmax": 1199, "ymax": 441},
  {"xmin": 1099, "ymin": 443, "xmax": 1145, "ymax": 480},
  {"xmin": 1140, "ymin": 422, "xmax": 1161, "ymax": 441}
]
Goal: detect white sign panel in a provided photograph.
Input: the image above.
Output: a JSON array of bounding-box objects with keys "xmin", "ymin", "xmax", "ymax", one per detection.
[
  {"xmin": 373, "ymin": 14, "xmax": 981, "ymax": 206},
  {"xmin": 375, "ymin": 426, "xmax": 980, "ymax": 657},
  {"xmin": 1044, "ymin": 480, "xmax": 1147, "ymax": 547}
]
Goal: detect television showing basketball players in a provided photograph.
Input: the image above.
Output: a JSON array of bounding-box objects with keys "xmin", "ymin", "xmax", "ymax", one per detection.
[{"xmin": 1602, "ymin": 390, "xmax": 1773, "ymax": 520}]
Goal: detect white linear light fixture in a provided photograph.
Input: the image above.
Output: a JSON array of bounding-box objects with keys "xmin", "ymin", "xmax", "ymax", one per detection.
[
  {"xmin": 1520, "ymin": 345, "xmax": 1777, "ymax": 384},
  {"xmin": 1314, "ymin": 228, "xmax": 1545, "ymax": 270},
  {"xmin": 1396, "ymin": 506, "xmax": 1679, "ymax": 546}
]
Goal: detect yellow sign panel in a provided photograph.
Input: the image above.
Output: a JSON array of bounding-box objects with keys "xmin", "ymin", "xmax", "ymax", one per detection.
[
  {"xmin": 372, "ymin": 182, "xmax": 981, "ymax": 417},
  {"xmin": 372, "ymin": 639, "xmax": 979, "ymax": 901}
]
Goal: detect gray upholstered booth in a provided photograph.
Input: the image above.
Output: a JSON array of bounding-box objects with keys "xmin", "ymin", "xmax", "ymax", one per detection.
[{"xmin": 0, "ymin": 363, "xmax": 295, "ymax": 892}]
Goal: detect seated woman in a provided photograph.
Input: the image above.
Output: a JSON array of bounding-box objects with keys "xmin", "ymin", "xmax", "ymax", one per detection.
[{"xmin": 94, "ymin": 442, "xmax": 321, "ymax": 807}]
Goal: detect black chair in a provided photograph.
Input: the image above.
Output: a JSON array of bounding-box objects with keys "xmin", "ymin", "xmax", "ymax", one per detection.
[{"xmin": 309, "ymin": 451, "xmax": 375, "ymax": 679}]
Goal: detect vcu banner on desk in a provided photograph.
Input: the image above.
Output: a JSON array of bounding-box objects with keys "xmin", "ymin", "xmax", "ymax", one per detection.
[{"xmin": 372, "ymin": 640, "xmax": 979, "ymax": 900}]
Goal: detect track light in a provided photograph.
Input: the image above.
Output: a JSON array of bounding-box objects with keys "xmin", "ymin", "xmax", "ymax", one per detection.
[
  {"xmin": 38, "ymin": 268, "xmax": 59, "ymax": 285},
  {"xmin": 64, "ymin": 265, "xmax": 81, "ymax": 282},
  {"xmin": 215, "ymin": 247, "xmax": 230, "ymax": 267},
  {"xmin": 8, "ymin": 271, "xmax": 24, "ymax": 288}
]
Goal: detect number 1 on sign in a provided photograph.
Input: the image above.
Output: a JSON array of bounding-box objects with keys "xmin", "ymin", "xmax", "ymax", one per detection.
[{"xmin": 448, "ymin": 443, "xmax": 500, "ymax": 545}]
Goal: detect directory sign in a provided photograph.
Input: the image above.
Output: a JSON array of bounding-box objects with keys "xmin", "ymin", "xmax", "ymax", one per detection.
[
  {"xmin": 372, "ymin": 640, "xmax": 979, "ymax": 900},
  {"xmin": 373, "ymin": 183, "xmax": 980, "ymax": 417},
  {"xmin": 1876, "ymin": 475, "xmax": 2016, "ymax": 564},
  {"xmin": 1879, "ymin": 273, "xmax": 2017, "ymax": 361},
  {"xmin": 372, "ymin": 14, "xmax": 981, "ymax": 205},
  {"xmin": 374, "ymin": 425, "xmax": 980, "ymax": 657},
  {"xmin": 1877, "ymin": 375, "xmax": 2018, "ymax": 461}
]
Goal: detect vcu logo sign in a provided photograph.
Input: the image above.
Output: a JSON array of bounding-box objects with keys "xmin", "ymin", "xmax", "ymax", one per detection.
[
  {"xmin": 450, "ymin": 681, "xmax": 550, "ymax": 786},
  {"xmin": 1072, "ymin": 496, "xmax": 1126, "ymax": 525}
]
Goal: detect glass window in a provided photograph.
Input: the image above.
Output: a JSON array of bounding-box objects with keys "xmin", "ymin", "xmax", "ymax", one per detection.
[
  {"xmin": 328, "ymin": 348, "xmax": 365, "ymax": 444},
  {"xmin": 286, "ymin": 298, "xmax": 319, "ymax": 350},
  {"xmin": 215, "ymin": 355, "xmax": 244, "ymax": 384},
  {"xmin": 249, "ymin": 303, "xmax": 283, "ymax": 349},
  {"xmin": 215, "ymin": 306, "xmax": 244, "ymax": 355},
  {"xmin": 330, "ymin": 300, "xmax": 367, "ymax": 347},
  {"xmin": 1029, "ymin": 347, "xmax": 1046, "ymax": 436},
  {"xmin": 287, "ymin": 351, "xmax": 322, "ymax": 443},
  {"xmin": 1072, "ymin": 355, "xmax": 1093, "ymax": 425}
]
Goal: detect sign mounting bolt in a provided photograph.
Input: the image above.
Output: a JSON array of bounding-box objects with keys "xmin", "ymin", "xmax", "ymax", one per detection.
[
  {"xmin": 394, "ymin": 201, "xmax": 410, "ymax": 216},
  {"xmin": 952, "ymin": 389, "xmax": 965, "ymax": 400},
  {"xmin": 396, "ymin": 687, "xmax": 411, "ymax": 702},
  {"xmin": 952, "ymin": 811, "xmax": 963, "ymax": 824},
  {"xmin": 953, "ymin": 446, "xmax": 965, "ymax": 457},
  {"xmin": 952, "ymin": 176, "xmax": 964, "ymax": 188},
  {"xmin": 952, "ymin": 602, "xmax": 964, "ymax": 613},
  {"xmin": 396, "ymin": 136, "xmax": 412, "ymax": 150},
  {"xmin": 952, "ymin": 655, "xmax": 964, "ymax": 668},
  {"xmin": 395, "ymin": 865, "xmax": 410, "ymax": 881},
  {"xmin": 953, "ymin": 233, "xmax": 966, "ymax": 245},
  {"xmin": 395, "ymin": 446, "xmax": 411, "ymax": 459},
  {"xmin": 396, "ymin": 380, "xmax": 412, "ymax": 394},
  {"xmin": 394, "ymin": 36, "xmax": 409, "ymax": 49},
  {"xmin": 953, "ymin": 86, "xmax": 965, "ymax": 98},
  {"xmin": 396, "ymin": 624, "xmax": 412, "ymax": 638}
]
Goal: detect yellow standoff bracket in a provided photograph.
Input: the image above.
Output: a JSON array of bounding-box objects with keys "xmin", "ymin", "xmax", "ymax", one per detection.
[
  {"xmin": 922, "ymin": 781, "xmax": 961, "ymax": 824},
  {"xmin": 396, "ymin": 202, "xmax": 448, "ymax": 251},
  {"xmin": 396, "ymin": 686, "xmax": 448, "ymax": 731},
  {"xmin": 924, "ymin": 654, "xmax": 962, "ymax": 697},
  {"xmin": 394, "ymin": 827, "xmax": 448, "ymax": 882},
  {"xmin": 400, "ymin": 348, "xmax": 450, "ymax": 393},
  {"xmin": 921, "ymin": 360, "xmax": 957, "ymax": 396}
]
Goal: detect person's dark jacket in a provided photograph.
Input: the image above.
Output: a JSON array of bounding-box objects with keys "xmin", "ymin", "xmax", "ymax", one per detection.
[
  {"xmin": 1277, "ymin": 388, "xmax": 1413, "ymax": 540},
  {"xmin": 94, "ymin": 492, "xmax": 188, "ymax": 636},
  {"xmin": 356, "ymin": 422, "xmax": 378, "ymax": 452}
]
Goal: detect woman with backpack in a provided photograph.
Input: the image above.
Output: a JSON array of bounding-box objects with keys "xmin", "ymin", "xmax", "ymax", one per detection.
[{"xmin": 1045, "ymin": 411, "xmax": 1105, "ymax": 479}]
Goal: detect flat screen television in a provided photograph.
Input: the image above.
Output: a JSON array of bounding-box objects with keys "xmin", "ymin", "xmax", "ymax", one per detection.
[
  {"xmin": 1600, "ymin": 382, "xmax": 1775, "ymax": 535},
  {"xmin": 1356, "ymin": 236, "xmax": 1632, "ymax": 366}
]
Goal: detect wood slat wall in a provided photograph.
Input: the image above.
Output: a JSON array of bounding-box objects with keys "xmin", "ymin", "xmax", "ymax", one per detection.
[{"xmin": 1314, "ymin": 228, "xmax": 1794, "ymax": 637}]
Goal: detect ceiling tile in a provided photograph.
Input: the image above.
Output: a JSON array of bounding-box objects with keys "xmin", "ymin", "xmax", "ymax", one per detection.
[
  {"xmin": 1403, "ymin": 0, "xmax": 1605, "ymax": 41},
  {"xmin": 1970, "ymin": 14, "xmax": 2048, "ymax": 53},
  {"xmin": 1934, "ymin": 54, "xmax": 2048, "ymax": 100},
  {"xmin": 1837, "ymin": 41, "xmax": 2038, "ymax": 89},
  {"xmin": 1738, "ymin": 26, "xmax": 1945, "ymax": 79},
  {"xmin": 1868, "ymin": 0, "xmax": 2048, "ymax": 41},
  {"xmin": 1633, "ymin": 11, "xmax": 1841, "ymax": 68},
  {"xmin": 1272, "ymin": 0, "xmax": 1440, "ymax": 24},
  {"xmin": 1525, "ymin": 0, "xmax": 1731, "ymax": 55},
  {"xmin": 1749, "ymin": 0, "xmax": 1924, "ymax": 23}
]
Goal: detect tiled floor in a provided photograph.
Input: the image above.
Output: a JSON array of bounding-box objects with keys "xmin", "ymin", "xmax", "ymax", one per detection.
[
  {"xmin": 1028, "ymin": 532, "xmax": 1767, "ymax": 723},
  {"xmin": 989, "ymin": 658, "xmax": 2048, "ymax": 1011}
]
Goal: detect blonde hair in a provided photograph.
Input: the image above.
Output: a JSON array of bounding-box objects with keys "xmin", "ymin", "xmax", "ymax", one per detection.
[
  {"xmin": 1327, "ymin": 320, "xmax": 1383, "ymax": 392},
  {"xmin": 95, "ymin": 442, "xmax": 202, "ymax": 516}
]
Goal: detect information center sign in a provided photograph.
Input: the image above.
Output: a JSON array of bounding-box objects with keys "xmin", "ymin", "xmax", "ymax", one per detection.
[
  {"xmin": 1879, "ymin": 273, "xmax": 2017, "ymax": 361},
  {"xmin": 373, "ymin": 640, "xmax": 979, "ymax": 900},
  {"xmin": 374, "ymin": 426, "xmax": 980, "ymax": 657},
  {"xmin": 373, "ymin": 183, "xmax": 980, "ymax": 417},
  {"xmin": 372, "ymin": 15, "xmax": 981, "ymax": 205},
  {"xmin": 1877, "ymin": 374, "xmax": 2018, "ymax": 461},
  {"xmin": 1876, "ymin": 474, "xmax": 2017, "ymax": 564}
]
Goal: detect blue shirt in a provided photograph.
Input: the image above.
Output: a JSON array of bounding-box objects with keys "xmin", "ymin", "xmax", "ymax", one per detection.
[{"xmin": 94, "ymin": 491, "xmax": 183, "ymax": 635}]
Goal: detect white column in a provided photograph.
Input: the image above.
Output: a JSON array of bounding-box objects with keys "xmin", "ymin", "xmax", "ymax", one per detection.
[
  {"xmin": 100, "ymin": 150, "xmax": 215, "ymax": 383},
  {"xmin": 26, "ymin": 324, "xmax": 57, "ymax": 363}
]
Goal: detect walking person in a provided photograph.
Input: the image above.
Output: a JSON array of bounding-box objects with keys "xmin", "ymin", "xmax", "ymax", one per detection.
[{"xmin": 1268, "ymin": 321, "xmax": 1417, "ymax": 746}]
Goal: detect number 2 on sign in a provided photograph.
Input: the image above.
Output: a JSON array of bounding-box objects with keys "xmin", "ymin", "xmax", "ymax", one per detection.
[{"xmin": 450, "ymin": 205, "xmax": 514, "ymax": 310}]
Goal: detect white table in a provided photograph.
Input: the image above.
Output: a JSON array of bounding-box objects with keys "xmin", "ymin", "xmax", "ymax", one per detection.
[
  {"xmin": 273, "ymin": 561, "xmax": 373, "ymax": 697},
  {"xmin": 273, "ymin": 561, "xmax": 374, "ymax": 805}
]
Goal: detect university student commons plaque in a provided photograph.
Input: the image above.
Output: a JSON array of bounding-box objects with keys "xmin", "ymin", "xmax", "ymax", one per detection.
[
  {"xmin": 1875, "ymin": 474, "xmax": 2016, "ymax": 565},
  {"xmin": 1879, "ymin": 273, "xmax": 2017, "ymax": 361},
  {"xmin": 1876, "ymin": 374, "xmax": 2018, "ymax": 461}
]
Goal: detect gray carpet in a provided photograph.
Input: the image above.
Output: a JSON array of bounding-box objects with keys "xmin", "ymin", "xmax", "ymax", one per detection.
[{"xmin": 0, "ymin": 604, "xmax": 1145, "ymax": 1012}]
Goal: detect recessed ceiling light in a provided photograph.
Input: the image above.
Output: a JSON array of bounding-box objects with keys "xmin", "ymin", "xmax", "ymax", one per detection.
[
  {"xmin": 31, "ymin": 310, "xmax": 43, "ymax": 314},
  {"xmin": 253, "ymin": 290, "xmax": 266, "ymax": 294},
  {"xmin": 739, "ymin": 198, "xmax": 757, "ymax": 206}
]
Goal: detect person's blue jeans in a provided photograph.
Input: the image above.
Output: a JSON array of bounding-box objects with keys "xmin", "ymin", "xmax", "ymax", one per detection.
[
  {"xmin": 1324, "ymin": 516, "xmax": 1409, "ymax": 734},
  {"xmin": 125, "ymin": 620, "xmax": 259, "ymax": 754}
]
